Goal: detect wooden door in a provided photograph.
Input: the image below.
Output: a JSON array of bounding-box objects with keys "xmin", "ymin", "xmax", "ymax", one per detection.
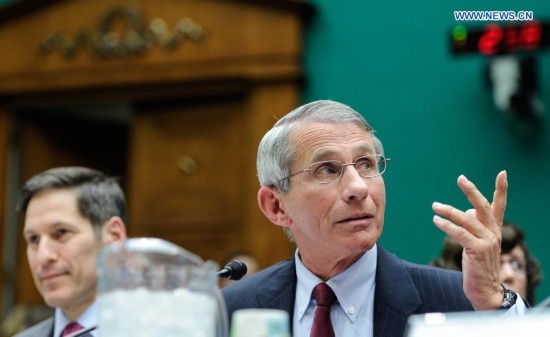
[
  {"xmin": 13, "ymin": 106, "xmax": 129, "ymax": 304},
  {"xmin": 127, "ymin": 95, "xmax": 250, "ymax": 263}
]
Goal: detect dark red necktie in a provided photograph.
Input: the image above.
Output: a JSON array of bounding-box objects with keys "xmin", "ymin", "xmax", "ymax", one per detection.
[
  {"xmin": 311, "ymin": 283, "xmax": 336, "ymax": 337},
  {"xmin": 61, "ymin": 322, "xmax": 83, "ymax": 337}
]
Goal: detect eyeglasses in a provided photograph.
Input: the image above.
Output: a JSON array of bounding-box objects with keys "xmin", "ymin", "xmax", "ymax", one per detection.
[
  {"xmin": 501, "ymin": 258, "xmax": 527, "ymax": 274},
  {"xmin": 281, "ymin": 155, "xmax": 390, "ymax": 184}
]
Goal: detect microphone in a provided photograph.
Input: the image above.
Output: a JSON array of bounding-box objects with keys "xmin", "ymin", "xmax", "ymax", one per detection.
[{"xmin": 218, "ymin": 260, "xmax": 248, "ymax": 280}]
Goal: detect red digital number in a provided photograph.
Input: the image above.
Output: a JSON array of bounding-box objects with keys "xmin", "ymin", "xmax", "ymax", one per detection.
[
  {"xmin": 478, "ymin": 24, "xmax": 503, "ymax": 55},
  {"xmin": 520, "ymin": 21, "xmax": 542, "ymax": 50}
]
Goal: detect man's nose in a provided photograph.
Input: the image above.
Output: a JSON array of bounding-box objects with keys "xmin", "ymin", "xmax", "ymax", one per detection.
[
  {"xmin": 36, "ymin": 239, "xmax": 57, "ymax": 264},
  {"xmin": 341, "ymin": 165, "xmax": 369, "ymax": 201},
  {"xmin": 500, "ymin": 261, "xmax": 516, "ymax": 283}
]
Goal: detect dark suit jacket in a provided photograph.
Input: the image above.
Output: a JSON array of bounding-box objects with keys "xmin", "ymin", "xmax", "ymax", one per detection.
[
  {"xmin": 13, "ymin": 317, "xmax": 54, "ymax": 337},
  {"xmin": 222, "ymin": 246, "xmax": 474, "ymax": 337}
]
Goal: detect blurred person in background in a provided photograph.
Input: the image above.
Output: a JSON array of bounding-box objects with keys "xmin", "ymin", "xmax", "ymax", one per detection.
[
  {"xmin": 432, "ymin": 220, "xmax": 542, "ymax": 304},
  {"xmin": 14, "ymin": 167, "xmax": 127, "ymax": 337}
]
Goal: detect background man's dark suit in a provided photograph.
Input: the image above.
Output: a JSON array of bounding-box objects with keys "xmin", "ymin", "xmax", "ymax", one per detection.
[
  {"xmin": 223, "ymin": 246, "xmax": 474, "ymax": 337},
  {"xmin": 14, "ymin": 317, "xmax": 54, "ymax": 337}
]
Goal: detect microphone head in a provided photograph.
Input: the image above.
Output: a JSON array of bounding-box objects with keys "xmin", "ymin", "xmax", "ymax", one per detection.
[{"xmin": 224, "ymin": 260, "xmax": 248, "ymax": 280}]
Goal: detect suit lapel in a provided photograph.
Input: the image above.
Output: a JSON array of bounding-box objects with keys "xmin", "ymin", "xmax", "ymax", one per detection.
[
  {"xmin": 17, "ymin": 316, "xmax": 55, "ymax": 337},
  {"xmin": 256, "ymin": 259, "xmax": 297, "ymax": 326},
  {"xmin": 47, "ymin": 317, "xmax": 55, "ymax": 337},
  {"xmin": 248, "ymin": 251, "xmax": 423, "ymax": 337},
  {"xmin": 373, "ymin": 246, "xmax": 422, "ymax": 337}
]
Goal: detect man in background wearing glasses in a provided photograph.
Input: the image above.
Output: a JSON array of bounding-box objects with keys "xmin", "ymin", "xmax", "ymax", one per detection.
[{"xmin": 223, "ymin": 100, "xmax": 525, "ymax": 337}]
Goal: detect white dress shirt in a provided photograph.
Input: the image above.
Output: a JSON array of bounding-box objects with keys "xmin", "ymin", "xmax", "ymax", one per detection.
[
  {"xmin": 54, "ymin": 301, "xmax": 98, "ymax": 337},
  {"xmin": 293, "ymin": 244, "xmax": 378, "ymax": 337}
]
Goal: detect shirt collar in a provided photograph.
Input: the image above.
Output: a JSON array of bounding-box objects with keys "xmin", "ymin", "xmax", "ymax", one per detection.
[
  {"xmin": 295, "ymin": 244, "xmax": 377, "ymax": 322},
  {"xmin": 54, "ymin": 301, "xmax": 98, "ymax": 337}
]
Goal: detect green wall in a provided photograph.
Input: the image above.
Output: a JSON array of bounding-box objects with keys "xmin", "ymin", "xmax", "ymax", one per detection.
[{"xmin": 303, "ymin": 0, "xmax": 550, "ymax": 304}]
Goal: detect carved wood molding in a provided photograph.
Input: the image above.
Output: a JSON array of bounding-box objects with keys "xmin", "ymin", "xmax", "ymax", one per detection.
[{"xmin": 38, "ymin": 3, "xmax": 204, "ymax": 59}]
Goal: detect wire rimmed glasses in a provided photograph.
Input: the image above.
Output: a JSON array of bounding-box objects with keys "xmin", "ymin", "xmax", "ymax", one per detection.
[
  {"xmin": 281, "ymin": 155, "xmax": 390, "ymax": 185},
  {"xmin": 501, "ymin": 258, "xmax": 527, "ymax": 274}
]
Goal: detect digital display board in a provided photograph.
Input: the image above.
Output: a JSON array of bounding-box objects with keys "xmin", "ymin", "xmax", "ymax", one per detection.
[{"xmin": 451, "ymin": 21, "xmax": 550, "ymax": 55}]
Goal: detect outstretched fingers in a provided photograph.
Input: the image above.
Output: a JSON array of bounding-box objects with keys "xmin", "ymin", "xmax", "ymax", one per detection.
[
  {"xmin": 432, "ymin": 203, "xmax": 476, "ymax": 247},
  {"xmin": 455, "ymin": 174, "xmax": 495, "ymax": 238},
  {"xmin": 492, "ymin": 170, "xmax": 508, "ymax": 230},
  {"xmin": 432, "ymin": 171, "xmax": 509, "ymax": 310},
  {"xmin": 432, "ymin": 171, "xmax": 508, "ymax": 243}
]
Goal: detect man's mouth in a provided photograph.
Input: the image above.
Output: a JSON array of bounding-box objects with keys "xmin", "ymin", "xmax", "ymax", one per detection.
[
  {"xmin": 40, "ymin": 272, "xmax": 66, "ymax": 282},
  {"xmin": 337, "ymin": 213, "xmax": 374, "ymax": 224}
]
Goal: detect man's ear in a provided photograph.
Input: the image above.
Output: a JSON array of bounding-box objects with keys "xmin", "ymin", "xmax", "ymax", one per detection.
[
  {"xmin": 258, "ymin": 186, "xmax": 291, "ymax": 228},
  {"xmin": 101, "ymin": 216, "xmax": 127, "ymax": 244}
]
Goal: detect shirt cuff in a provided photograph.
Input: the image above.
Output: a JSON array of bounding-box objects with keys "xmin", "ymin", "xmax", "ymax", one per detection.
[{"xmin": 500, "ymin": 293, "xmax": 527, "ymax": 316}]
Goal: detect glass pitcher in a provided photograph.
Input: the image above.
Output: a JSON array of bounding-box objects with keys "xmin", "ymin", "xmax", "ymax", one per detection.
[{"xmin": 97, "ymin": 237, "xmax": 228, "ymax": 337}]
